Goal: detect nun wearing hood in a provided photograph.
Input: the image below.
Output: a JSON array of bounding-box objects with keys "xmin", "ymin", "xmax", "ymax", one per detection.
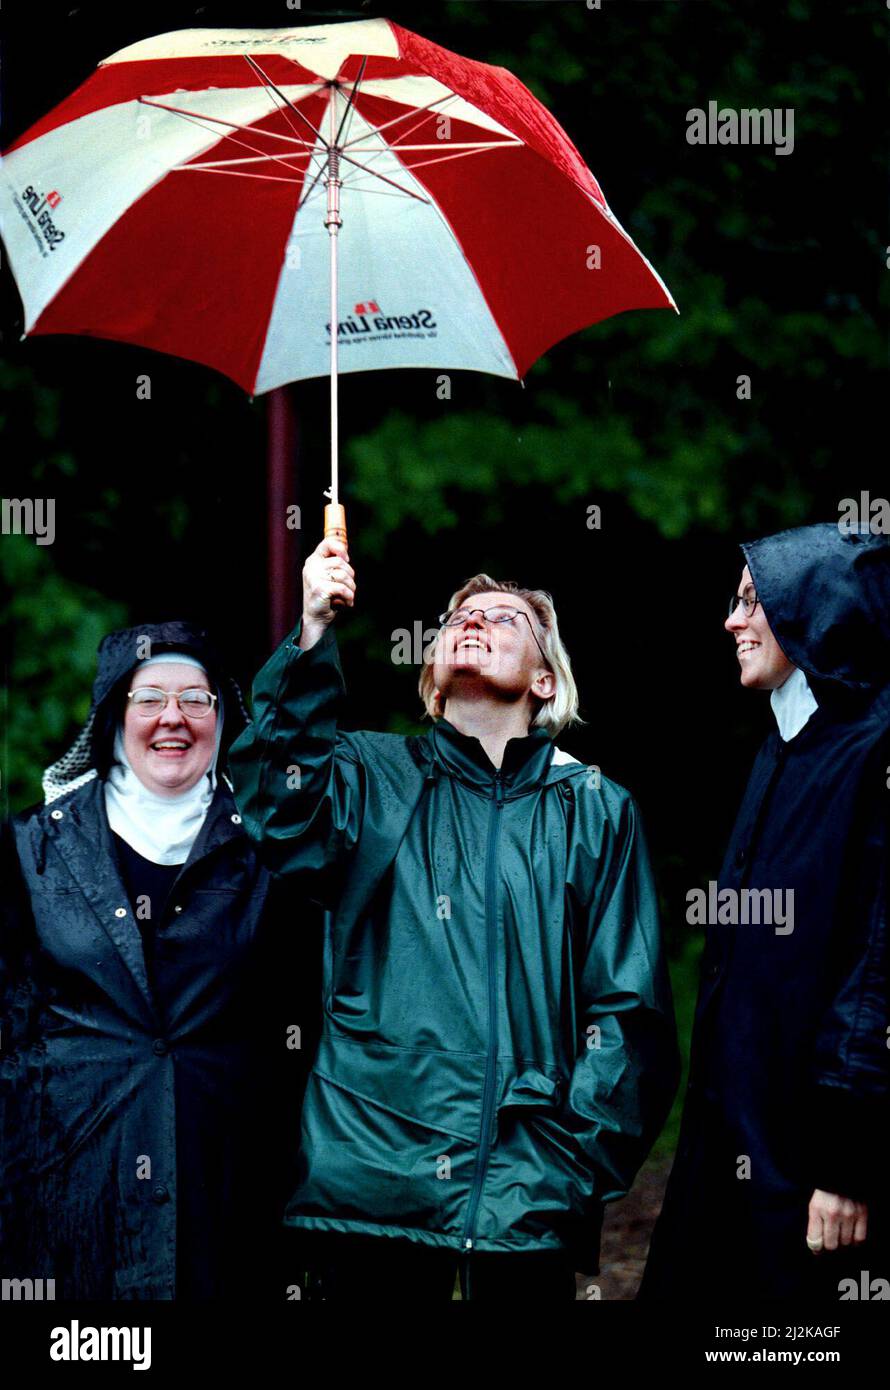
[
  {"xmin": 1, "ymin": 621, "xmax": 319, "ymax": 1300},
  {"xmin": 641, "ymin": 525, "xmax": 890, "ymax": 1301}
]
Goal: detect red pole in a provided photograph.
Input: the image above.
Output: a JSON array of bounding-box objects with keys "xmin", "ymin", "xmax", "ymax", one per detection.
[{"xmin": 266, "ymin": 386, "xmax": 299, "ymax": 648}]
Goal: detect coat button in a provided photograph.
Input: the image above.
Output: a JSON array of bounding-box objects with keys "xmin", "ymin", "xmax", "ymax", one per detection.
[
  {"xmin": 173, "ymin": 905, "xmax": 183, "ymax": 914},
  {"xmin": 50, "ymin": 809, "xmax": 64, "ymax": 821},
  {"xmin": 230, "ymin": 814, "xmax": 242, "ymax": 825},
  {"xmin": 152, "ymin": 1183, "xmax": 169, "ymax": 1205},
  {"xmin": 707, "ymin": 963, "xmax": 720, "ymax": 979},
  {"xmin": 152, "ymin": 1039, "xmax": 169, "ymax": 1056},
  {"xmin": 114, "ymin": 907, "xmax": 127, "ymax": 918}
]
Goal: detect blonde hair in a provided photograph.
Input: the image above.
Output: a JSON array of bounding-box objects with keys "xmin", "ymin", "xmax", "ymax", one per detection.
[{"xmin": 419, "ymin": 574, "xmax": 582, "ymax": 737}]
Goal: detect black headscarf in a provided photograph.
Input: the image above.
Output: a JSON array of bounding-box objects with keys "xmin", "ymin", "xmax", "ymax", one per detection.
[{"xmin": 741, "ymin": 525, "xmax": 890, "ymax": 700}]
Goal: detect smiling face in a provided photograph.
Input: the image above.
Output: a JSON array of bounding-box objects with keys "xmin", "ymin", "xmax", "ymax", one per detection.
[
  {"xmin": 431, "ymin": 591, "xmax": 555, "ymax": 714},
  {"xmin": 725, "ymin": 565, "xmax": 795, "ymax": 690},
  {"xmin": 123, "ymin": 662, "xmax": 217, "ymax": 796}
]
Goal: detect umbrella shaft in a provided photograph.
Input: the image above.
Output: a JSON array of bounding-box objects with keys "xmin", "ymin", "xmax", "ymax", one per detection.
[
  {"xmin": 328, "ymin": 217, "xmax": 340, "ymax": 505},
  {"xmin": 325, "ymin": 135, "xmax": 342, "ymax": 507}
]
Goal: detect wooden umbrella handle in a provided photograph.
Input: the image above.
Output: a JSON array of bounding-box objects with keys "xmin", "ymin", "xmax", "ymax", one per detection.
[
  {"xmin": 324, "ymin": 502, "xmax": 348, "ymax": 546},
  {"xmin": 324, "ymin": 503, "xmax": 348, "ymax": 609}
]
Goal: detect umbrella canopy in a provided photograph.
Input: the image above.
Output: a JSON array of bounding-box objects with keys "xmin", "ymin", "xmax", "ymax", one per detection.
[{"xmin": 0, "ymin": 18, "xmax": 676, "ymax": 398}]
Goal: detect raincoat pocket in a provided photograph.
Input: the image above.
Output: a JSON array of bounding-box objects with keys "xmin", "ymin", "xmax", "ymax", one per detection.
[
  {"xmin": 289, "ymin": 1069, "xmax": 476, "ymax": 1233},
  {"xmin": 498, "ymin": 1066, "xmax": 564, "ymax": 1114},
  {"xmin": 497, "ymin": 1067, "xmax": 591, "ymax": 1185}
]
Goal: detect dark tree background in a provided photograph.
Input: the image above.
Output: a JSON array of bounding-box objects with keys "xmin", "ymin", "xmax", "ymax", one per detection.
[{"xmin": 2, "ymin": 0, "xmax": 887, "ymax": 1146}]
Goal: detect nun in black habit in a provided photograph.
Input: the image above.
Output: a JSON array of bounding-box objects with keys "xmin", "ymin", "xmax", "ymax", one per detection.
[
  {"xmin": 641, "ymin": 524, "xmax": 889, "ymax": 1301},
  {"xmin": 1, "ymin": 621, "xmax": 320, "ymax": 1300}
]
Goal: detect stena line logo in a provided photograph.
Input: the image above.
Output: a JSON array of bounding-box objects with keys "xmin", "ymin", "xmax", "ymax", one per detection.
[
  {"xmin": 327, "ymin": 299, "xmax": 438, "ymax": 341},
  {"xmin": 206, "ymin": 35, "xmax": 326, "ymax": 47},
  {"xmin": 16, "ymin": 184, "xmax": 66, "ymax": 253}
]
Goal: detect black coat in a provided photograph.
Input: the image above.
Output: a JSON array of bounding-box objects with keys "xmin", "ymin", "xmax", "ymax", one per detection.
[
  {"xmin": 1, "ymin": 622, "xmax": 320, "ymax": 1300},
  {"xmin": 643, "ymin": 526, "xmax": 890, "ymax": 1300}
]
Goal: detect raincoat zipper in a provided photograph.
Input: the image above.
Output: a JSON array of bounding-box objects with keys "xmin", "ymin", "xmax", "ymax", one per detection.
[{"xmin": 461, "ymin": 769, "xmax": 504, "ymax": 1251}]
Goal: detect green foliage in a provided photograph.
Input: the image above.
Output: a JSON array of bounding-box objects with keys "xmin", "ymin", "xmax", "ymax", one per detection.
[
  {"xmin": 0, "ymin": 533, "xmax": 127, "ymax": 811},
  {"xmin": 0, "ymin": 361, "xmax": 129, "ymax": 810}
]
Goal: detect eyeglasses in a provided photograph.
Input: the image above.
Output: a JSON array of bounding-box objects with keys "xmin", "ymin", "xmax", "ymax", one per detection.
[
  {"xmin": 727, "ymin": 590, "xmax": 760, "ymax": 619},
  {"xmin": 127, "ymin": 687, "xmax": 218, "ymax": 719},
  {"xmin": 439, "ymin": 606, "xmax": 551, "ymax": 668}
]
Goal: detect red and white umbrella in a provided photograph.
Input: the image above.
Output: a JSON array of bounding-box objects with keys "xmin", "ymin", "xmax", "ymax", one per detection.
[{"xmin": 1, "ymin": 17, "xmax": 676, "ymax": 539}]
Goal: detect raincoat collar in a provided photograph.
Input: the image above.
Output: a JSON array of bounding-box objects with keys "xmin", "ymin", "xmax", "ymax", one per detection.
[
  {"xmin": 770, "ymin": 666, "xmax": 819, "ymax": 742},
  {"xmin": 45, "ymin": 776, "xmax": 154, "ymax": 1010},
  {"xmin": 429, "ymin": 717, "xmax": 555, "ymax": 794},
  {"xmin": 37, "ymin": 775, "xmax": 248, "ymax": 1014}
]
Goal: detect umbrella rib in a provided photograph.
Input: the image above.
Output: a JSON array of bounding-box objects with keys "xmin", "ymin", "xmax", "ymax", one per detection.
[
  {"xmin": 334, "ymin": 55, "xmax": 368, "ymax": 148},
  {"xmin": 373, "ymin": 143, "xmax": 523, "ymax": 175},
  {"xmin": 182, "ymin": 154, "xmax": 318, "ymax": 171},
  {"xmin": 170, "ymin": 167, "xmax": 305, "ymax": 185},
  {"xmin": 345, "ymin": 140, "xmax": 523, "ymax": 151},
  {"xmin": 168, "ymin": 116, "xmax": 320, "ymax": 179},
  {"xmin": 386, "ymin": 96, "xmax": 472, "ymax": 151},
  {"xmin": 337, "ymin": 150, "xmax": 431, "ymax": 203},
  {"xmin": 297, "ymin": 133, "xmax": 332, "ymax": 210},
  {"xmin": 336, "ymin": 141, "xmax": 518, "ymax": 199},
  {"xmin": 340, "ymin": 91, "xmax": 459, "ymax": 150},
  {"xmin": 298, "ymin": 181, "xmax": 331, "ymax": 212},
  {"xmin": 328, "ymin": 180, "xmax": 433, "ymax": 201},
  {"xmin": 138, "ymin": 97, "xmax": 315, "ymax": 148},
  {"xmin": 244, "ymin": 54, "xmax": 329, "ymax": 147},
  {"xmin": 242, "ymin": 55, "xmax": 311, "ymax": 146},
  {"xmin": 140, "ymin": 98, "xmax": 325, "ymax": 182},
  {"xmin": 334, "ymin": 95, "xmax": 475, "ymax": 186}
]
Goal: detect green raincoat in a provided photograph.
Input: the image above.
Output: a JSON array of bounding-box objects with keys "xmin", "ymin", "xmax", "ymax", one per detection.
[{"xmin": 229, "ymin": 623, "xmax": 678, "ymax": 1269}]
